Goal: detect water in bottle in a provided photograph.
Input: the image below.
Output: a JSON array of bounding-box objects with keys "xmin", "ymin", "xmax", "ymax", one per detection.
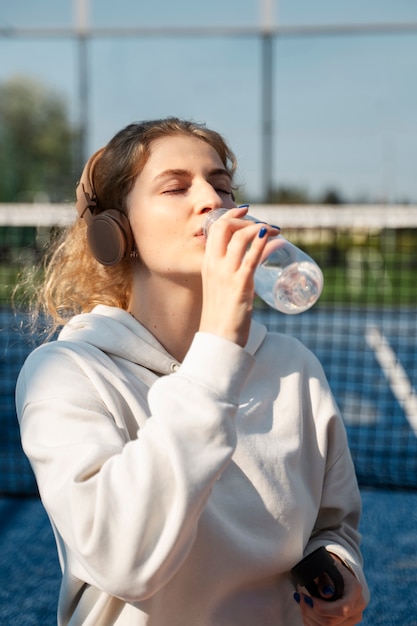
[{"xmin": 203, "ymin": 208, "xmax": 324, "ymax": 315}]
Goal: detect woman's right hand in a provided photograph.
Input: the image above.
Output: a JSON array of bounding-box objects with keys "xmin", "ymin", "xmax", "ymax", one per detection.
[{"xmin": 199, "ymin": 208, "xmax": 278, "ymax": 347}]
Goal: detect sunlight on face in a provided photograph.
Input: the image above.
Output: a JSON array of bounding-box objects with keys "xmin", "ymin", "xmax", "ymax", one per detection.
[{"xmin": 127, "ymin": 134, "xmax": 235, "ymax": 279}]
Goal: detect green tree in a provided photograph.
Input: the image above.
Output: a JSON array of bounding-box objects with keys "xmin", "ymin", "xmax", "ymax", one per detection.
[
  {"xmin": 0, "ymin": 75, "xmax": 78, "ymax": 202},
  {"xmin": 319, "ymin": 188, "xmax": 344, "ymax": 205}
]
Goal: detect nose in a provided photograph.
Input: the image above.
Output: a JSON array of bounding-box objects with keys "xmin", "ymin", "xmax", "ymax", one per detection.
[{"xmin": 195, "ymin": 180, "xmax": 234, "ymax": 215}]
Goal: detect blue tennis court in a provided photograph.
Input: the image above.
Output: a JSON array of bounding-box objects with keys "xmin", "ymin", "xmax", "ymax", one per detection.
[
  {"xmin": 2, "ymin": 488, "xmax": 417, "ymax": 625},
  {"xmin": 1, "ymin": 306, "xmax": 417, "ymax": 624}
]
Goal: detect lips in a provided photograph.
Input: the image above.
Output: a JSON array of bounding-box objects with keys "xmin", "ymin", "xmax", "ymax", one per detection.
[{"xmin": 194, "ymin": 229, "xmax": 207, "ymax": 244}]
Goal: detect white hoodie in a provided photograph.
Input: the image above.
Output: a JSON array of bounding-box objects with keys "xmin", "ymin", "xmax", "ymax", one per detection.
[{"xmin": 16, "ymin": 305, "xmax": 368, "ymax": 626}]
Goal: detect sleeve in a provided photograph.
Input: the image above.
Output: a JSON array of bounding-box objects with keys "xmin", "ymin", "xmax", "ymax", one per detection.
[
  {"xmin": 302, "ymin": 355, "xmax": 370, "ymax": 603},
  {"xmin": 15, "ymin": 333, "xmax": 255, "ymax": 602}
]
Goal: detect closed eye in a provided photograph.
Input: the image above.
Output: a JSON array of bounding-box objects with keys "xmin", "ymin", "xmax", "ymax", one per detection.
[
  {"xmin": 162, "ymin": 187, "xmax": 188, "ymax": 194},
  {"xmin": 162, "ymin": 186, "xmax": 231, "ymax": 195}
]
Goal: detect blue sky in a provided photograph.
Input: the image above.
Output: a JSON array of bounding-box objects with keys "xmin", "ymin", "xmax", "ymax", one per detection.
[{"xmin": 1, "ymin": 0, "xmax": 417, "ymax": 202}]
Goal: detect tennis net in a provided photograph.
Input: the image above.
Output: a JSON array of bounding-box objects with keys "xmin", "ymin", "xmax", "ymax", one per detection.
[{"xmin": 1, "ymin": 203, "xmax": 417, "ymax": 493}]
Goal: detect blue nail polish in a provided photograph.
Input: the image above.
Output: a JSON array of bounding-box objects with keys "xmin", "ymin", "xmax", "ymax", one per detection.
[
  {"xmin": 271, "ymin": 224, "xmax": 281, "ymax": 230},
  {"xmin": 293, "ymin": 592, "xmax": 300, "ymax": 604},
  {"xmin": 304, "ymin": 596, "xmax": 314, "ymax": 608},
  {"xmin": 322, "ymin": 585, "xmax": 335, "ymax": 596},
  {"xmin": 238, "ymin": 203, "xmax": 250, "ymax": 208},
  {"xmin": 258, "ymin": 227, "xmax": 267, "ymax": 239}
]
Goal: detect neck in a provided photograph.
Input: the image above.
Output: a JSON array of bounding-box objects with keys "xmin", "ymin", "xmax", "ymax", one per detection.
[{"xmin": 128, "ymin": 270, "xmax": 203, "ymax": 363}]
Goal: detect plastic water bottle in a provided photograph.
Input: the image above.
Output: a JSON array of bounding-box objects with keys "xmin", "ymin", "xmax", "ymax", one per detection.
[{"xmin": 203, "ymin": 209, "xmax": 324, "ymax": 314}]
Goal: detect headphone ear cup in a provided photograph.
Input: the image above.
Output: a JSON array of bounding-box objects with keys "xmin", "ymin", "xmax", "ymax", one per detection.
[{"xmin": 87, "ymin": 209, "xmax": 134, "ymax": 266}]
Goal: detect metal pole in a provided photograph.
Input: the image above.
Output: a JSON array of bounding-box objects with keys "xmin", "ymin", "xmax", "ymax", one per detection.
[
  {"xmin": 75, "ymin": 0, "xmax": 89, "ymax": 170},
  {"xmin": 77, "ymin": 35, "xmax": 88, "ymax": 169},
  {"xmin": 261, "ymin": 33, "xmax": 273, "ymax": 202},
  {"xmin": 260, "ymin": 0, "xmax": 276, "ymax": 202}
]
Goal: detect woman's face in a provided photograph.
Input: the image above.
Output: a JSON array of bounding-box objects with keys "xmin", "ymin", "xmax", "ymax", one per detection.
[{"xmin": 127, "ymin": 134, "xmax": 236, "ymax": 279}]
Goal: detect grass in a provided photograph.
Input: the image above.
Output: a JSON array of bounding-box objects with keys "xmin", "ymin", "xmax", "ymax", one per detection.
[{"xmin": 1, "ymin": 226, "xmax": 417, "ymax": 308}]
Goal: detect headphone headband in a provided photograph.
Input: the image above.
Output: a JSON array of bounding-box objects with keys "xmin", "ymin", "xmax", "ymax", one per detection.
[{"xmin": 75, "ymin": 148, "xmax": 105, "ymax": 224}]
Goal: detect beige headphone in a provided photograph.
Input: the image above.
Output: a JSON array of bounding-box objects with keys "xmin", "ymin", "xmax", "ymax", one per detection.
[{"xmin": 75, "ymin": 148, "xmax": 134, "ymax": 266}]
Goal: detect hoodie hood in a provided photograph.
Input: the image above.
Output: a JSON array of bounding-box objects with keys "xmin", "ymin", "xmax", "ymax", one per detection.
[{"xmin": 58, "ymin": 305, "xmax": 267, "ymax": 377}]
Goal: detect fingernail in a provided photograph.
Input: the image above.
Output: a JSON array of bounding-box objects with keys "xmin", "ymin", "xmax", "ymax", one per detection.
[
  {"xmin": 293, "ymin": 592, "xmax": 300, "ymax": 604},
  {"xmin": 258, "ymin": 227, "xmax": 267, "ymax": 239},
  {"xmin": 304, "ymin": 596, "xmax": 314, "ymax": 608},
  {"xmin": 271, "ymin": 224, "xmax": 280, "ymax": 230},
  {"xmin": 238, "ymin": 204, "xmax": 250, "ymax": 208},
  {"xmin": 322, "ymin": 585, "xmax": 335, "ymax": 596}
]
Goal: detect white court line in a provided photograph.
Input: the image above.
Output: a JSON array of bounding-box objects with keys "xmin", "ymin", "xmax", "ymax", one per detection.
[{"xmin": 366, "ymin": 325, "xmax": 417, "ymax": 435}]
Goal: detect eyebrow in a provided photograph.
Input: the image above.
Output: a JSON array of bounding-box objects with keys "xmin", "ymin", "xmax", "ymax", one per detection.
[
  {"xmin": 207, "ymin": 168, "xmax": 232, "ymax": 180},
  {"xmin": 152, "ymin": 167, "xmax": 232, "ymax": 183}
]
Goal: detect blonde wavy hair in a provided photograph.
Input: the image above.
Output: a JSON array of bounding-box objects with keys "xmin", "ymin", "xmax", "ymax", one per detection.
[{"xmin": 31, "ymin": 117, "xmax": 237, "ymax": 335}]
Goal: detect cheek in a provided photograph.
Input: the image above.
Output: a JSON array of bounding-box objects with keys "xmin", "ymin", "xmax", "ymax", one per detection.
[{"xmin": 130, "ymin": 217, "xmax": 175, "ymax": 262}]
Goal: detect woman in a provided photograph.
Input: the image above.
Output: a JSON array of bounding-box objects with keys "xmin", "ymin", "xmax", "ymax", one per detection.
[{"xmin": 16, "ymin": 117, "xmax": 368, "ymax": 625}]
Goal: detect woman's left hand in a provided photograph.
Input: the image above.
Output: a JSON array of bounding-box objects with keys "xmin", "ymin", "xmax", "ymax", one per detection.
[{"xmin": 294, "ymin": 557, "xmax": 367, "ymax": 625}]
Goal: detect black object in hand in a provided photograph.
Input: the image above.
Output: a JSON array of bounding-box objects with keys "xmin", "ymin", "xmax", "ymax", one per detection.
[{"xmin": 291, "ymin": 546, "xmax": 344, "ymax": 602}]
